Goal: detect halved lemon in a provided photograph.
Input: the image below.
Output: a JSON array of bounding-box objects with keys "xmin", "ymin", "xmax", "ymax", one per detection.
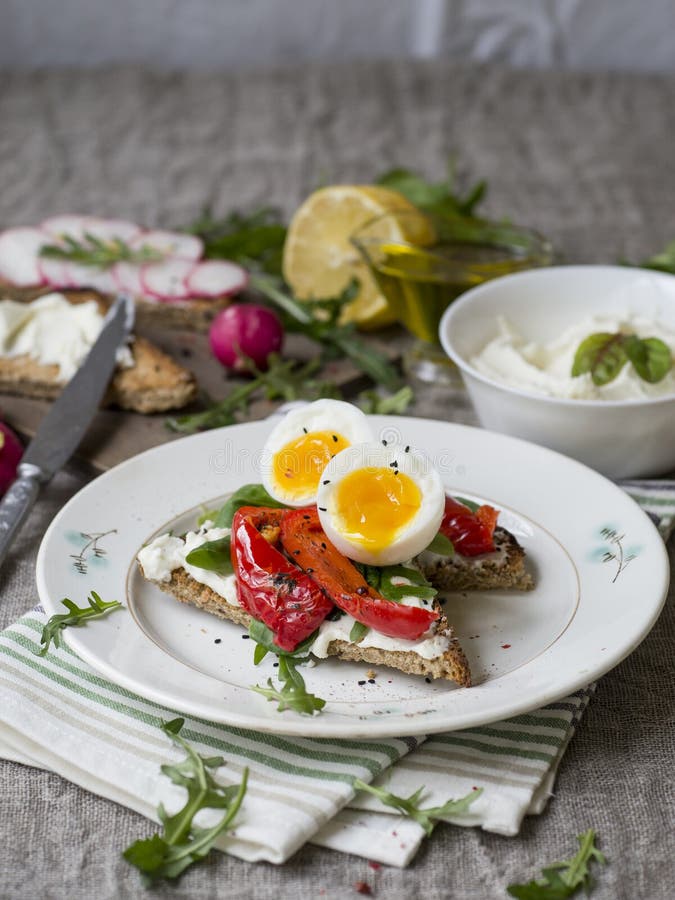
[{"xmin": 282, "ymin": 185, "xmax": 434, "ymax": 330}]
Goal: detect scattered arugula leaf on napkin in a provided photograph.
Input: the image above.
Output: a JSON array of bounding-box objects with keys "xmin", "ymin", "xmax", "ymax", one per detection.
[
  {"xmin": 36, "ymin": 591, "xmax": 122, "ymax": 656},
  {"xmin": 507, "ymin": 829, "xmax": 606, "ymax": 899},
  {"xmin": 123, "ymin": 718, "xmax": 248, "ymax": 885},
  {"xmin": 353, "ymin": 778, "xmax": 482, "ymax": 836}
]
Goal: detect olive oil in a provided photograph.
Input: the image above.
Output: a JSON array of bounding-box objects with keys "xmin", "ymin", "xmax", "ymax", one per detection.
[{"xmin": 367, "ymin": 241, "xmax": 540, "ymax": 343}]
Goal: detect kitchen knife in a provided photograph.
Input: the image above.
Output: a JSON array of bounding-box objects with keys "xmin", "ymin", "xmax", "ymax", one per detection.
[{"xmin": 0, "ymin": 293, "xmax": 135, "ymax": 568}]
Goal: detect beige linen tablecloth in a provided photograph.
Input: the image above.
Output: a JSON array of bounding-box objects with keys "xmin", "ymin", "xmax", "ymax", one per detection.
[{"xmin": 0, "ymin": 61, "xmax": 674, "ymax": 898}]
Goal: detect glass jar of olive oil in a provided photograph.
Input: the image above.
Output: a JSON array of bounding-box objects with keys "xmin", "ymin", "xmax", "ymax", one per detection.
[{"xmin": 352, "ymin": 212, "xmax": 553, "ymax": 384}]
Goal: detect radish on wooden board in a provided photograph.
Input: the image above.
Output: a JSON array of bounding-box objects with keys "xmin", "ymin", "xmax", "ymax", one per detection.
[
  {"xmin": 187, "ymin": 260, "xmax": 248, "ymax": 298},
  {"xmin": 209, "ymin": 304, "xmax": 283, "ymax": 372},
  {"xmin": 131, "ymin": 230, "xmax": 203, "ymax": 262},
  {"xmin": 0, "ymin": 421, "xmax": 23, "ymax": 496},
  {"xmin": 141, "ymin": 259, "xmax": 195, "ymax": 301},
  {"xmin": 0, "ymin": 227, "xmax": 48, "ymax": 286}
]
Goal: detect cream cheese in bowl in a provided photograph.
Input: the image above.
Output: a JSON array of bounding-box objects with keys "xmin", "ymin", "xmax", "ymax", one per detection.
[{"xmin": 472, "ymin": 314, "xmax": 675, "ymax": 401}]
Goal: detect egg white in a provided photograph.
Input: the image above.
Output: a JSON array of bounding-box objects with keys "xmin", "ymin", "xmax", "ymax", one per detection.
[
  {"xmin": 316, "ymin": 441, "xmax": 445, "ymax": 565},
  {"xmin": 261, "ymin": 399, "xmax": 374, "ymax": 507}
]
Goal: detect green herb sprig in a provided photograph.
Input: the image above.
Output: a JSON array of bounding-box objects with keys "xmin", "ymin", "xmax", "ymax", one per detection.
[
  {"xmin": 358, "ymin": 385, "xmax": 414, "ymax": 415},
  {"xmin": 251, "ymin": 654, "xmax": 326, "ymax": 715},
  {"xmin": 185, "ymin": 207, "xmax": 287, "ymax": 277},
  {"xmin": 36, "ymin": 591, "xmax": 122, "ymax": 656},
  {"xmin": 507, "ymin": 829, "xmax": 607, "ymax": 899},
  {"xmin": 123, "ymin": 718, "xmax": 248, "ymax": 885},
  {"xmin": 353, "ymin": 778, "xmax": 482, "ymax": 836},
  {"xmin": 40, "ymin": 233, "xmax": 162, "ymax": 268},
  {"xmin": 356, "ymin": 563, "xmax": 438, "ymax": 605},
  {"xmin": 572, "ymin": 332, "xmax": 672, "ymax": 385},
  {"xmin": 624, "ymin": 239, "xmax": 675, "ymax": 276},
  {"xmin": 376, "ymin": 161, "xmax": 487, "ymax": 223},
  {"xmin": 166, "ymin": 354, "xmax": 342, "ymax": 434}
]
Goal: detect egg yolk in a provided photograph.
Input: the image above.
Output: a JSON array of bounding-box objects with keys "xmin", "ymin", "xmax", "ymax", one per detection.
[
  {"xmin": 332, "ymin": 467, "xmax": 421, "ymax": 551},
  {"xmin": 272, "ymin": 430, "xmax": 350, "ymax": 501}
]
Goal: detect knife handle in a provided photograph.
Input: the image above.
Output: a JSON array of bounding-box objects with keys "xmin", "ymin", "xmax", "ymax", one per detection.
[{"xmin": 0, "ymin": 463, "xmax": 44, "ymax": 569}]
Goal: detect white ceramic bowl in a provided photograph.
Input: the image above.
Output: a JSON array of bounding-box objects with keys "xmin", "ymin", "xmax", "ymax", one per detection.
[{"xmin": 439, "ymin": 265, "xmax": 675, "ymax": 479}]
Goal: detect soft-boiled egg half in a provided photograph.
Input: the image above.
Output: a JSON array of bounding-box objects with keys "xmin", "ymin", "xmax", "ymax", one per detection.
[
  {"xmin": 261, "ymin": 400, "xmax": 374, "ymax": 507},
  {"xmin": 316, "ymin": 441, "xmax": 445, "ymax": 566}
]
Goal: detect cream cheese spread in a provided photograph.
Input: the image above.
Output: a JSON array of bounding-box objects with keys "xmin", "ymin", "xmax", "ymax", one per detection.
[
  {"xmin": 471, "ymin": 314, "xmax": 675, "ymax": 401},
  {"xmin": 0, "ymin": 293, "xmax": 133, "ymax": 381},
  {"xmin": 138, "ymin": 526, "xmax": 239, "ymax": 607}
]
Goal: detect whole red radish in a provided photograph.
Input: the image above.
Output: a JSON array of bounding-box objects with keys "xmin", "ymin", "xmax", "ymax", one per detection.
[
  {"xmin": 209, "ymin": 304, "xmax": 284, "ymax": 372},
  {"xmin": 0, "ymin": 420, "xmax": 23, "ymax": 496}
]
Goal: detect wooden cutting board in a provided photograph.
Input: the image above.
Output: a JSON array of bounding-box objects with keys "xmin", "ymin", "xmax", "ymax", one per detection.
[{"xmin": 1, "ymin": 325, "xmax": 401, "ymax": 473}]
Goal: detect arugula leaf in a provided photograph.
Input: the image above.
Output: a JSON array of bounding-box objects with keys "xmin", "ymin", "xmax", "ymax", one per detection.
[
  {"xmin": 250, "ymin": 274, "xmax": 402, "ymax": 391},
  {"xmin": 123, "ymin": 718, "xmax": 248, "ymax": 884},
  {"xmin": 572, "ymin": 332, "xmax": 672, "ymax": 386},
  {"xmin": 166, "ymin": 355, "xmax": 342, "ymax": 434},
  {"xmin": 376, "ymin": 162, "xmax": 487, "ymax": 220},
  {"xmin": 349, "ymin": 621, "xmax": 369, "ymax": 642},
  {"xmin": 212, "ymin": 484, "xmax": 288, "ymax": 528},
  {"xmin": 40, "ymin": 232, "xmax": 162, "ymax": 268},
  {"xmin": 36, "ymin": 591, "xmax": 123, "ymax": 656},
  {"xmin": 425, "ymin": 531, "xmax": 455, "ymax": 556},
  {"xmin": 453, "ymin": 495, "xmax": 480, "ymax": 513},
  {"xmin": 353, "ymin": 778, "xmax": 482, "ymax": 836},
  {"xmin": 623, "ymin": 335, "xmax": 672, "ymax": 383},
  {"xmin": 185, "ymin": 207, "xmax": 287, "ymax": 276},
  {"xmin": 251, "ymin": 655, "xmax": 326, "ymax": 715},
  {"xmin": 358, "ymin": 385, "xmax": 414, "ymax": 415},
  {"xmin": 507, "ymin": 829, "xmax": 606, "ymax": 899},
  {"xmin": 184, "ymin": 536, "xmax": 233, "ymax": 575},
  {"xmin": 624, "ymin": 239, "xmax": 675, "ymax": 275},
  {"xmin": 248, "ymin": 619, "xmax": 318, "ymax": 659}
]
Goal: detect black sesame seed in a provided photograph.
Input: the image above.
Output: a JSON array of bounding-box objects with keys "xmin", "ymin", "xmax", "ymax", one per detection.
[
  {"xmin": 358, "ymin": 680, "xmax": 366, "ymax": 686},
  {"xmin": 214, "ymin": 638, "xmax": 222, "ymax": 644},
  {"xmin": 306, "ymin": 567, "xmax": 314, "ymax": 573},
  {"xmin": 293, "ymin": 549, "xmax": 300, "ymax": 555},
  {"xmin": 368, "ymin": 679, "xmax": 375, "ymax": 684},
  {"xmin": 332, "ymin": 434, "xmax": 339, "ymax": 442},
  {"xmin": 302, "ymin": 427, "xmax": 308, "ymax": 433},
  {"xmin": 404, "ymin": 445, "xmax": 410, "ymax": 453},
  {"xmin": 322, "ymin": 479, "xmax": 330, "ymax": 485},
  {"xmin": 425, "ymin": 677, "xmax": 431, "ymax": 683},
  {"xmin": 321, "ymin": 542, "xmax": 327, "ymax": 550},
  {"xmin": 303, "ymin": 514, "xmax": 310, "ymax": 520},
  {"xmin": 273, "ymin": 662, "xmax": 279, "ymax": 667},
  {"xmin": 241, "ymin": 635, "xmax": 250, "ymax": 640},
  {"xmin": 382, "ymin": 439, "xmax": 388, "ymax": 446},
  {"xmin": 394, "ymin": 470, "xmax": 399, "ymax": 476},
  {"xmin": 389, "ymin": 460, "xmax": 398, "ymax": 468},
  {"xmin": 318, "ymin": 506, "xmax": 327, "ymax": 511},
  {"xmin": 356, "ymin": 586, "xmax": 367, "ymax": 595}
]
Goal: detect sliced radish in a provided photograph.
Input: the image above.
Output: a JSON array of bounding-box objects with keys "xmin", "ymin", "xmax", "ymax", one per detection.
[
  {"xmin": 38, "ymin": 257, "xmax": 78, "ymax": 288},
  {"xmin": 141, "ymin": 259, "xmax": 195, "ymax": 301},
  {"xmin": 84, "ymin": 218, "xmax": 142, "ymax": 243},
  {"xmin": 40, "ymin": 214, "xmax": 96, "ymax": 241},
  {"xmin": 0, "ymin": 227, "xmax": 49, "ymax": 286},
  {"xmin": 186, "ymin": 260, "xmax": 248, "ymax": 298},
  {"xmin": 130, "ymin": 230, "xmax": 203, "ymax": 262},
  {"xmin": 113, "ymin": 262, "xmax": 145, "ymax": 295},
  {"xmin": 64, "ymin": 262, "xmax": 118, "ymax": 294}
]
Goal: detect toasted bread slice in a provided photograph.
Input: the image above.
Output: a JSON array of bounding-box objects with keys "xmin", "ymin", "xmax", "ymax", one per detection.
[
  {"xmin": 0, "ymin": 290, "xmax": 197, "ymax": 413},
  {"xmin": 418, "ymin": 528, "xmax": 534, "ymax": 592},
  {"xmin": 140, "ymin": 563, "xmax": 472, "ymax": 687},
  {"xmin": 0, "ymin": 281, "xmax": 229, "ymax": 332}
]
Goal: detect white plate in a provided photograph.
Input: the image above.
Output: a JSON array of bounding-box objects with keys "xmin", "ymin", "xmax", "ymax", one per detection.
[{"xmin": 37, "ymin": 416, "xmax": 669, "ymax": 738}]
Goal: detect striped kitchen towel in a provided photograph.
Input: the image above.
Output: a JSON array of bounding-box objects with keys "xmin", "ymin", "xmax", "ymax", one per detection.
[{"xmin": 0, "ymin": 489, "xmax": 671, "ymax": 867}]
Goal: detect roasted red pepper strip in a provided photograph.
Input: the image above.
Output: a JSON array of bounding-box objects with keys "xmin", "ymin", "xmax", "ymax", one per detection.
[
  {"xmin": 279, "ymin": 508, "xmax": 438, "ymax": 641},
  {"xmin": 439, "ymin": 497, "xmax": 499, "ymax": 556},
  {"xmin": 230, "ymin": 506, "xmax": 333, "ymax": 651}
]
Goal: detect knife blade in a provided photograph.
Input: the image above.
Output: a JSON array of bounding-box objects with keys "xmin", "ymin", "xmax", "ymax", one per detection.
[{"xmin": 0, "ymin": 293, "xmax": 135, "ymax": 567}]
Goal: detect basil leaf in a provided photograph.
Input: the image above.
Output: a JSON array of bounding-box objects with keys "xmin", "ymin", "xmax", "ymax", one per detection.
[
  {"xmin": 571, "ymin": 332, "xmax": 628, "ymax": 385},
  {"xmin": 214, "ymin": 484, "xmax": 288, "ymax": 528},
  {"xmin": 248, "ymin": 619, "xmax": 317, "ymax": 659},
  {"xmin": 253, "ymin": 643, "xmax": 269, "ymax": 665},
  {"xmin": 184, "ymin": 536, "xmax": 233, "ymax": 575},
  {"xmin": 624, "ymin": 335, "xmax": 672, "ymax": 383},
  {"xmin": 425, "ymin": 532, "xmax": 455, "ymax": 556},
  {"xmin": 349, "ymin": 621, "xmax": 369, "ymax": 642}
]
